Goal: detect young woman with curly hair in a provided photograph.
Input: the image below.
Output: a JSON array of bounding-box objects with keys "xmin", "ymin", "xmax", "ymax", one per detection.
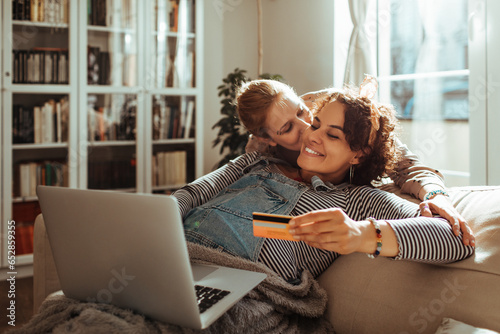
[
  {"xmin": 233, "ymin": 79, "xmax": 473, "ymax": 245},
  {"xmin": 306, "ymin": 86, "xmax": 402, "ymax": 186},
  {"xmin": 175, "ymin": 80, "xmax": 474, "ymax": 283}
]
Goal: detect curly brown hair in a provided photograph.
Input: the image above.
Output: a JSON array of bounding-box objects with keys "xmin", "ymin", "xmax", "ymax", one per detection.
[{"xmin": 312, "ymin": 86, "xmax": 402, "ymax": 185}]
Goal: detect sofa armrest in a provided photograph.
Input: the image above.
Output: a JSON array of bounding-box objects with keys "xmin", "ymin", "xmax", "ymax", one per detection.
[
  {"xmin": 33, "ymin": 214, "xmax": 61, "ymax": 313},
  {"xmin": 318, "ymin": 185, "xmax": 500, "ymax": 333}
]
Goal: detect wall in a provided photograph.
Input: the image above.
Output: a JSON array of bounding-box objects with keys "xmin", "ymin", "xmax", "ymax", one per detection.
[{"xmin": 202, "ymin": 0, "xmax": 335, "ymax": 173}]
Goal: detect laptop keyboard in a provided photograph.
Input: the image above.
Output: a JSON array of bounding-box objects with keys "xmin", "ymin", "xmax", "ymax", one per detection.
[{"xmin": 195, "ymin": 285, "xmax": 231, "ymax": 313}]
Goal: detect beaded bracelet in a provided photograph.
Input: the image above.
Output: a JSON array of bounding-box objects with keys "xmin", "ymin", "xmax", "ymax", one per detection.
[
  {"xmin": 423, "ymin": 189, "xmax": 449, "ymax": 201},
  {"xmin": 366, "ymin": 217, "xmax": 382, "ymax": 259}
]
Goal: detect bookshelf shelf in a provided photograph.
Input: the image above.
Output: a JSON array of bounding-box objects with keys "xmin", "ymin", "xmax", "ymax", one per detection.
[
  {"xmin": 2, "ymin": 0, "xmax": 203, "ymax": 271},
  {"xmin": 88, "ymin": 140, "xmax": 136, "ymax": 147},
  {"xmin": 87, "ymin": 26, "xmax": 136, "ymax": 34},
  {"xmin": 153, "ymin": 138, "xmax": 195, "ymax": 145},
  {"xmin": 13, "ymin": 20, "xmax": 69, "ymax": 29},
  {"xmin": 13, "ymin": 143, "xmax": 68, "ymax": 150},
  {"xmin": 11, "ymin": 84, "xmax": 72, "ymax": 93},
  {"xmin": 12, "ymin": 196, "xmax": 39, "ymax": 203},
  {"xmin": 148, "ymin": 87, "xmax": 198, "ymax": 95},
  {"xmin": 152, "ymin": 31, "xmax": 195, "ymax": 38},
  {"xmin": 86, "ymin": 86, "xmax": 142, "ymax": 94},
  {"xmin": 14, "ymin": 254, "xmax": 34, "ymax": 266}
]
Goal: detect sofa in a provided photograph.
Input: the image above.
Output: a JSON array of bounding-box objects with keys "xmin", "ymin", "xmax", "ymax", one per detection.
[{"xmin": 32, "ymin": 184, "xmax": 500, "ymax": 333}]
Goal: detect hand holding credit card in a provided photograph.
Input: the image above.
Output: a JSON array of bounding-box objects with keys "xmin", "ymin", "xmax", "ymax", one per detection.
[{"xmin": 252, "ymin": 212, "xmax": 298, "ymax": 241}]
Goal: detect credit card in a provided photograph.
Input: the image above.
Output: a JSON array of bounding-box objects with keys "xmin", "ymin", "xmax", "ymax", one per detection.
[{"xmin": 252, "ymin": 212, "xmax": 297, "ymax": 241}]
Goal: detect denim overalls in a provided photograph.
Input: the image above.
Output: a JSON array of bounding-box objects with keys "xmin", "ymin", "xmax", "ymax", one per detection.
[{"xmin": 183, "ymin": 158, "xmax": 309, "ymax": 262}]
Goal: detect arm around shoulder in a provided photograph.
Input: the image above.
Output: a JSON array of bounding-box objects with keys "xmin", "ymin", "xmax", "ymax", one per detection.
[{"xmin": 173, "ymin": 151, "xmax": 262, "ymax": 217}]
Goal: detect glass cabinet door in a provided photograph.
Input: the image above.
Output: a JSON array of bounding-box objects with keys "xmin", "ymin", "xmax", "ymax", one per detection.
[
  {"xmin": 150, "ymin": 0, "xmax": 195, "ymax": 89},
  {"xmin": 4, "ymin": 0, "xmax": 74, "ymax": 258},
  {"xmin": 150, "ymin": 94, "xmax": 196, "ymax": 192},
  {"xmin": 87, "ymin": 0, "xmax": 138, "ymax": 87},
  {"xmin": 83, "ymin": 0, "xmax": 140, "ymax": 191},
  {"xmin": 145, "ymin": 0, "xmax": 198, "ymax": 194}
]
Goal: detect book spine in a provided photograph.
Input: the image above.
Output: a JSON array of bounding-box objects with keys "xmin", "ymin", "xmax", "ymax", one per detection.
[
  {"xmin": 24, "ymin": 0, "xmax": 31, "ymax": 21},
  {"xmin": 12, "ymin": 105, "xmax": 20, "ymax": 144},
  {"xmin": 34, "ymin": 106, "xmax": 42, "ymax": 143},
  {"xmin": 31, "ymin": 0, "xmax": 38, "ymax": 22},
  {"xmin": 19, "ymin": 163, "xmax": 31, "ymax": 197},
  {"xmin": 29, "ymin": 162, "xmax": 38, "ymax": 196},
  {"xmin": 38, "ymin": 0, "xmax": 44, "ymax": 22},
  {"xmin": 56, "ymin": 101, "xmax": 62, "ymax": 142},
  {"xmin": 183, "ymin": 100, "xmax": 194, "ymax": 139}
]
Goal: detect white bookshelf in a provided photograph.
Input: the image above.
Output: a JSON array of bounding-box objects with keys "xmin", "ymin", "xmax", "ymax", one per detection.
[{"xmin": 0, "ymin": 0, "xmax": 203, "ymax": 275}]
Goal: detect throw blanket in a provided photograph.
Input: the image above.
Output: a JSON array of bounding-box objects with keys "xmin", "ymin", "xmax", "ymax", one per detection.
[{"xmin": 9, "ymin": 243, "xmax": 333, "ymax": 334}]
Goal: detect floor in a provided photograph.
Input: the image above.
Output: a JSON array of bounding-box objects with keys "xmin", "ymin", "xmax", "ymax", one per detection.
[{"xmin": 1, "ymin": 276, "xmax": 33, "ymax": 332}]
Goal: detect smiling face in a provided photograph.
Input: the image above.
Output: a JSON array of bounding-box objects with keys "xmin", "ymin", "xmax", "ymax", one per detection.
[
  {"xmin": 263, "ymin": 92, "xmax": 312, "ymax": 151},
  {"xmin": 297, "ymin": 100, "xmax": 364, "ymax": 184}
]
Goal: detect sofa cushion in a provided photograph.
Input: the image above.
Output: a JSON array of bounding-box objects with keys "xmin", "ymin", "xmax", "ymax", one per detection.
[{"xmin": 318, "ymin": 186, "xmax": 500, "ymax": 334}]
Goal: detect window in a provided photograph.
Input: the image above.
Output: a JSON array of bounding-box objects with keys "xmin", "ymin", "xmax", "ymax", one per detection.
[{"xmin": 334, "ymin": 0, "xmax": 470, "ymax": 186}]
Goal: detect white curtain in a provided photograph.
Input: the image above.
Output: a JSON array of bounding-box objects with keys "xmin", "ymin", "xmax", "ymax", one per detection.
[{"xmin": 343, "ymin": 0, "xmax": 376, "ymax": 86}]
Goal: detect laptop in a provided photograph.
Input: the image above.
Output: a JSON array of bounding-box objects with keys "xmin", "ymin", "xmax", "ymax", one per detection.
[{"xmin": 36, "ymin": 186, "xmax": 267, "ymax": 330}]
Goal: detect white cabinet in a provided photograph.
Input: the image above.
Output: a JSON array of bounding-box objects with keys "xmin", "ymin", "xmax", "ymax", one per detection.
[{"xmin": 1, "ymin": 0, "xmax": 203, "ymax": 274}]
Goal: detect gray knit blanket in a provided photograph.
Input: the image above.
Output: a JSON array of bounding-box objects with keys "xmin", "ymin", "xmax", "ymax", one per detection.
[{"xmin": 9, "ymin": 243, "xmax": 333, "ymax": 334}]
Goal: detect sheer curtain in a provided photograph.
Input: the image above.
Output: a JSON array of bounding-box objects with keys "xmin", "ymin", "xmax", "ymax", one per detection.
[
  {"xmin": 412, "ymin": 0, "xmax": 463, "ymax": 120},
  {"xmin": 343, "ymin": 0, "xmax": 376, "ymax": 86}
]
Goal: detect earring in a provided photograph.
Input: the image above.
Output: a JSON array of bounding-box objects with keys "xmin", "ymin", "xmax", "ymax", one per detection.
[{"xmin": 349, "ymin": 165, "xmax": 355, "ymax": 183}]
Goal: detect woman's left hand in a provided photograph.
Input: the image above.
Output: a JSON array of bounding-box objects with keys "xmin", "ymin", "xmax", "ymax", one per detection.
[
  {"xmin": 288, "ymin": 208, "xmax": 364, "ymax": 254},
  {"xmin": 419, "ymin": 195, "xmax": 475, "ymax": 247}
]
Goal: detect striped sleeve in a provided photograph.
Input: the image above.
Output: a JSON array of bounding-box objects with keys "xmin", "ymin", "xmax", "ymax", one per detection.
[
  {"xmin": 387, "ymin": 138, "xmax": 446, "ymax": 199},
  {"xmin": 173, "ymin": 152, "xmax": 261, "ymax": 217},
  {"xmin": 355, "ymin": 187, "xmax": 474, "ymax": 263},
  {"xmin": 388, "ymin": 217, "xmax": 474, "ymax": 263}
]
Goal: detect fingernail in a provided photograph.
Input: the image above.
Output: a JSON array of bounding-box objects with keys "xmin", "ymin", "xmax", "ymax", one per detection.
[
  {"xmin": 471, "ymin": 240, "xmax": 475, "ymax": 247},
  {"xmin": 293, "ymin": 235, "xmax": 301, "ymax": 240},
  {"xmin": 289, "ymin": 220, "xmax": 296, "ymax": 227},
  {"xmin": 289, "ymin": 229, "xmax": 295, "ymax": 235}
]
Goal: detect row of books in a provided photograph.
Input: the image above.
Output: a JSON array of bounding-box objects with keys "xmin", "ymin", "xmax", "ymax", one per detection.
[
  {"xmin": 88, "ymin": 95, "xmax": 136, "ymax": 141},
  {"xmin": 88, "ymin": 0, "xmax": 137, "ymax": 28},
  {"xmin": 12, "ymin": 200, "xmax": 42, "ymax": 255},
  {"xmin": 152, "ymin": 151, "xmax": 187, "ymax": 187},
  {"xmin": 152, "ymin": 99, "xmax": 194, "ymax": 140},
  {"xmin": 88, "ymin": 46, "xmax": 137, "ymax": 87},
  {"xmin": 88, "ymin": 158, "xmax": 136, "ymax": 189},
  {"xmin": 13, "ymin": 161, "xmax": 68, "ymax": 198},
  {"xmin": 88, "ymin": 47, "xmax": 110, "ymax": 85},
  {"xmin": 15, "ymin": 222, "xmax": 35, "ymax": 255},
  {"xmin": 154, "ymin": 48, "xmax": 195, "ymax": 89},
  {"xmin": 12, "ymin": 0, "xmax": 69, "ymax": 24},
  {"xmin": 13, "ymin": 48, "xmax": 69, "ymax": 84},
  {"xmin": 13, "ymin": 97, "xmax": 69, "ymax": 144},
  {"xmin": 154, "ymin": 0, "xmax": 195, "ymax": 33}
]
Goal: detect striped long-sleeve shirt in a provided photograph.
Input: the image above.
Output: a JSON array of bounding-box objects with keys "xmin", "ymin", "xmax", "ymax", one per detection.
[{"xmin": 174, "ymin": 152, "xmax": 474, "ymax": 281}]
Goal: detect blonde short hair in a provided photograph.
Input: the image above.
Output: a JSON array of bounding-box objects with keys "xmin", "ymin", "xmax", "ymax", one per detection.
[{"xmin": 236, "ymin": 79, "xmax": 297, "ymax": 138}]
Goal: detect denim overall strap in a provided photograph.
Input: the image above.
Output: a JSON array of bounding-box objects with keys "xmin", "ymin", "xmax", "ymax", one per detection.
[{"xmin": 183, "ymin": 166, "xmax": 308, "ymax": 262}]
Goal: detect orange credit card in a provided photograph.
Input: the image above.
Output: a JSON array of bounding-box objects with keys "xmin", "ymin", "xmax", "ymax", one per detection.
[{"xmin": 252, "ymin": 212, "xmax": 298, "ymax": 242}]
